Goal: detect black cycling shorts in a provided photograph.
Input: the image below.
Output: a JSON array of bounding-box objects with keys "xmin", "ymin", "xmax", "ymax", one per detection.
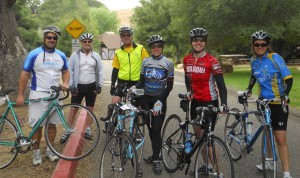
[
  {"xmin": 269, "ymin": 104, "xmax": 289, "ymax": 130},
  {"xmin": 71, "ymin": 82, "xmax": 97, "ymax": 107},
  {"xmin": 113, "ymin": 80, "xmax": 137, "ymax": 98}
]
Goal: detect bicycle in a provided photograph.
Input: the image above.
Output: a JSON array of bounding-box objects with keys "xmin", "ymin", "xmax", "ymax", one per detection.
[
  {"xmin": 0, "ymin": 86, "xmax": 100, "ymax": 169},
  {"xmin": 224, "ymin": 90, "xmax": 285, "ymax": 178},
  {"xmin": 161, "ymin": 93, "xmax": 235, "ymax": 178},
  {"xmin": 99, "ymin": 88, "xmax": 152, "ymax": 178}
]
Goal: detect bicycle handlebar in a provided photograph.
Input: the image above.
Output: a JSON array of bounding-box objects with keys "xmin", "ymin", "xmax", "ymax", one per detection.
[
  {"xmin": 136, "ymin": 109, "xmax": 153, "ymax": 126},
  {"xmin": 191, "ymin": 105, "xmax": 219, "ymax": 125}
]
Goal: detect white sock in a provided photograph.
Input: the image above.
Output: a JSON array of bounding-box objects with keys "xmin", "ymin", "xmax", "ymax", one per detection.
[
  {"xmin": 283, "ymin": 172, "xmax": 291, "ymax": 177},
  {"xmin": 34, "ymin": 149, "xmax": 40, "ymax": 155}
]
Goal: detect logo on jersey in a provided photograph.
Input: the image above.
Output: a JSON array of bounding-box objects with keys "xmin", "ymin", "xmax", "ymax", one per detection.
[
  {"xmin": 186, "ymin": 66, "xmax": 205, "ymax": 73},
  {"xmin": 145, "ymin": 68, "xmax": 167, "ymax": 79}
]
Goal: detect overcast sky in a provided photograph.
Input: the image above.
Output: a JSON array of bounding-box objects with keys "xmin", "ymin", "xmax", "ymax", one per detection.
[{"xmin": 98, "ymin": 0, "xmax": 141, "ymax": 10}]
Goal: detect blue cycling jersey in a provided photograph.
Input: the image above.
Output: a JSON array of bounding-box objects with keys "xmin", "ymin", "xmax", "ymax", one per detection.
[{"xmin": 250, "ymin": 52, "xmax": 292, "ymax": 99}]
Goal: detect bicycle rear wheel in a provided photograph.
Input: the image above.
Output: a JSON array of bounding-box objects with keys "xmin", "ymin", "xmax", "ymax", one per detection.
[
  {"xmin": 161, "ymin": 114, "xmax": 183, "ymax": 173},
  {"xmin": 44, "ymin": 103, "xmax": 100, "ymax": 160},
  {"xmin": 100, "ymin": 133, "xmax": 138, "ymax": 178},
  {"xmin": 195, "ymin": 136, "xmax": 235, "ymax": 178},
  {"xmin": 0, "ymin": 118, "xmax": 18, "ymax": 169},
  {"xmin": 224, "ymin": 108, "xmax": 244, "ymax": 161},
  {"xmin": 261, "ymin": 125, "xmax": 277, "ymax": 178}
]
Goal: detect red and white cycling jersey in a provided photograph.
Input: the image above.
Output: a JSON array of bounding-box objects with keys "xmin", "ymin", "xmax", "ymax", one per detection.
[{"xmin": 183, "ymin": 53, "xmax": 223, "ymax": 101}]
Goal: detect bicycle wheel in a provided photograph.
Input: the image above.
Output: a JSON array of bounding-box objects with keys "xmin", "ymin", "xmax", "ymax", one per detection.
[
  {"xmin": 100, "ymin": 133, "xmax": 138, "ymax": 178},
  {"xmin": 261, "ymin": 125, "xmax": 276, "ymax": 178},
  {"xmin": 161, "ymin": 114, "xmax": 183, "ymax": 173},
  {"xmin": 44, "ymin": 103, "xmax": 100, "ymax": 160},
  {"xmin": 0, "ymin": 118, "xmax": 18, "ymax": 169},
  {"xmin": 224, "ymin": 108, "xmax": 244, "ymax": 161},
  {"xmin": 132, "ymin": 117, "xmax": 145, "ymax": 163},
  {"xmin": 195, "ymin": 136, "xmax": 235, "ymax": 178}
]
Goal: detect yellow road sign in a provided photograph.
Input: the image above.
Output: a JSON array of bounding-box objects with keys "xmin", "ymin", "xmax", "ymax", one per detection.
[{"xmin": 65, "ymin": 19, "xmax": 86, "ymax": 39}]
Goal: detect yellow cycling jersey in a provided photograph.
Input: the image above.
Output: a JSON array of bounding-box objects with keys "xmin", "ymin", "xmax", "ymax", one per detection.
[{"xmin": 112, "ymin": 43, "xmax": 149, "ymax": 81}]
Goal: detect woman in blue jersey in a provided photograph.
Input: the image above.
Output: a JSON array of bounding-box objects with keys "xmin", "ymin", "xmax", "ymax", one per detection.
[
  {"xmin": 135, "ymin": 35, "xmax": 174, "ymax": 174},
  {"xmin": 246, "ymin": 30, "xmax": 293, "ymax": 178}
]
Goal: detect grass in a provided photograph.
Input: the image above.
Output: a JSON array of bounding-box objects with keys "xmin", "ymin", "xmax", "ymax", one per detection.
[{"xmin": 224, "ymin": 65, "xmax": 300, "ymax": 110}]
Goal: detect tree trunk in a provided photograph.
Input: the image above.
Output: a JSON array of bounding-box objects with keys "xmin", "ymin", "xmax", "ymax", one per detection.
[{"xmin": 0, "ymin": 0, "xmax": 27, "ymax": 89}]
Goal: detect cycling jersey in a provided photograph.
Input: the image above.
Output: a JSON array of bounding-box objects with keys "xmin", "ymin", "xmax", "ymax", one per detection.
[
  {"xmin": 141, "ymin": 55, "xmax": 174, "ymax": 96},
  {"xmin": 250, "ymin": 52, "xmax": 292, "ymax": 99},
  {"xmin": 112, "ymin": 43, "xmax": 149, "ymax": 81},
  {"xmin": 23, "ymin": 46, "xmax": 68, "ymax": 92},
  {"xmin": 183, "ymin": 53, "xmax": 223, "ymax": 101}
]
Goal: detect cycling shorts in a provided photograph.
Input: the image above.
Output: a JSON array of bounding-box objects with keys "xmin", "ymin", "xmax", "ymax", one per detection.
[{"xmin": 269, "ymin": 104, "xmax": 289, "ymax": 130}]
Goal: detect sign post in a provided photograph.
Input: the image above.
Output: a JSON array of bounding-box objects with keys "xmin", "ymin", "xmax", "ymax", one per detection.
[{"xmin": 66, "ymin": 19, "xmax": 86, "ymax": 53}]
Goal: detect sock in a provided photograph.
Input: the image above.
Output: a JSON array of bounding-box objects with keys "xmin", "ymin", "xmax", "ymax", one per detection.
[
  {"xmin": 34, "ymin": 149, "xmax": 40, "ymax": 155},
  {"xmin": 283, "ymin": 172, "xmax": 291, "ymax": 177}
]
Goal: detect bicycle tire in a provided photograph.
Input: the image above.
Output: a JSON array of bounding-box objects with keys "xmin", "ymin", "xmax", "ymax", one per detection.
[
  {"xmin": 0, "ymin": 118, "xmax": 18, "ymax": 169},
  {"xmin": 132, "ymin": 116, "xmax": 145, "ymax": 163},
  {"xmin": 100, "ymin": 133, "xmax": 138, "ymax": 178},
  {"xmin": 44, "ymin": 103, "xmax": 100, "ymax": 160},
  {"xmin": 195, "ymin": 135, "xmax": 235, "ymax": 178},
  {"xmin": 224, "ymin": 108, "xmax": 244, "ymax": 161},
  {"xmin": 261, "ymin": 125, "xmax": 277, "ymax": 178},
  {"xmin": 161, "ymin": 114, "xmax": 183, "ymax": 173}
]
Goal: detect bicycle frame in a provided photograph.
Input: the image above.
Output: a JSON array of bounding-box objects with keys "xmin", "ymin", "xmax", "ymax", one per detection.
[{"xmin": 0, "ymin": 91, "xmax": 70, "ymax": 147}]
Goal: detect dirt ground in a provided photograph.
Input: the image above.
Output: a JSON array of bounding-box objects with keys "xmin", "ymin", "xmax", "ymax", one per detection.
[{"xmin": 0, "ymin": 93, "xmax": 104, "ymax": 178}]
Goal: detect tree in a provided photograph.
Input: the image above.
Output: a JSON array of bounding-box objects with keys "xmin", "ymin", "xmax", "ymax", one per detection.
[{"xmin": 0, "ymin": 0, "xmax": 27, "ymax": 88}]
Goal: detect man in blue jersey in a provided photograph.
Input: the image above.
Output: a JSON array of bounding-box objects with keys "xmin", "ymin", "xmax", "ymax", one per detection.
[
  {"xmin": 16, "ymin": 25, "xmax": 70, "ymax": 166},
  {"xmin": 247, "ymin": 30, "xmax": 293, "ymax": 178}
]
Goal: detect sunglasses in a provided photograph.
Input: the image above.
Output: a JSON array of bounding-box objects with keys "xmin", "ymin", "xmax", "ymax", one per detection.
[
  {"xmin": 45, "ymin": 36, "xmax": 58, "ymax": 40},
  {"xmin": 151, "ymin": 44, "xmax": 163, "ymax": 49},
  {"xmin": 254, "ymin": 43, "xmax": 268, "ymax": 47},
  {"xmin": 83, "ymin": 40, "xmax": 92, "ymax": 44},
  {"xmin": 192, "ymin": 38, "xmax": 206, "ymax": 42},
  {"xmin": 121, "ymin": 34, "xmax": 132, "ymax": 37}
]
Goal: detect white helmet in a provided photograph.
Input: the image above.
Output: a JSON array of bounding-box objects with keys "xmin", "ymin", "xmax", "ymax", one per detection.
[{"xmin": 80, "ymin": 33, "xmax": 94, "ymax": 41}]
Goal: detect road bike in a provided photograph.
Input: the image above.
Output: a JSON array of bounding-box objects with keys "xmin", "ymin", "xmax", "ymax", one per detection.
[
  {"xmin": 0, "ymin": 86, "xmax": 100, "ymax": 169},
  {"xmin": 224, "ymin": 91, "xmax": 285, "ymax": 178},
  {"xmin": 99, "ymin": 87, "xmax": 152, "ymax": 178},
  {"xmin": 161, "ymin": 93, "xmax": 235, "ymax": 178}
]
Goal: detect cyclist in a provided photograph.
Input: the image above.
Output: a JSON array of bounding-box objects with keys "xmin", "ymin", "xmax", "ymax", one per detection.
[
  {"xmin": 16, "ymin": 25, "xmax": 70, "ymax": 166},
  {"xmin": 60, "ymin": 32, "xmax": 103, "ymax": 143},
  {"xmin": 183, "ymin": 28, "xmax": 228, "ymax": 172},
  {"xmin": 101, "ymin": 26, "xmax": 149, "ymax": 121},
  {"xmin": 135, "ymin": 35, "xmax": 174, "ymax": 174},
  {"xmin": 247, "ymin": 30, "xmax": 293, "ymax": 178}
]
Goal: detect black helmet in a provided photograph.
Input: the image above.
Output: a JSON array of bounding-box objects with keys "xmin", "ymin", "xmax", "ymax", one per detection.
[
  {"xmin": 189, "ymin": 28, "xmax": 208, "ymax": 42},
  {"xmin": 80, "ymin": 33, "xmax": 94, "ymax": 41},
  {"xmin": 43, "ymin": 25, "xmax": 61, "ymax": 38},
  {"xmin": 251, "ymin": 30, "xmax": 271, "ymax": 42},
  {"xmin": 119, "ymin": 26, "xmax": 133, "ymax": 34},
  {"xmin": 147, "ymin": 35, "xmax": 164, "ymax": 46}
]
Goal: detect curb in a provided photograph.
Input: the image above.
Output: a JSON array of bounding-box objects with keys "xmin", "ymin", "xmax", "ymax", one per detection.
[{"xmin": 52, "ymin": 108, "xmax": 88, "ymax": 178}]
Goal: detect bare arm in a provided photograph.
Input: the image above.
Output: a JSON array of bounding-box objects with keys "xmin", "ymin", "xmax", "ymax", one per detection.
[
  {"xmin": 16, "ymin": 71, "xmax": 30, "ymax": 106},
  {"xmin": 61, "ymin": 69, "xmax": 70, "ymax": 90}
]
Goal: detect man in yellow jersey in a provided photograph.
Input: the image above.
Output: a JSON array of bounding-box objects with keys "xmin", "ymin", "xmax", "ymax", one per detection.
[{"xmin": 101, "ymin": 25, "xmax": 149, "ymax": 121}]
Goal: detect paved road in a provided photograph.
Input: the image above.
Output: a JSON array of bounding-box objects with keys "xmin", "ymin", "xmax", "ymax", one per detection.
[{"xmin": 77, "ymin": 60, "xmax": 300, "ymax": 178}]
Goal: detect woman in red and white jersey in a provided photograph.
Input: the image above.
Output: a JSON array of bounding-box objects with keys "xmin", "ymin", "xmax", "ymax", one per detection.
[{"xmin": 183, "ymin": 27, "xmax": 228, "ymax": 138}]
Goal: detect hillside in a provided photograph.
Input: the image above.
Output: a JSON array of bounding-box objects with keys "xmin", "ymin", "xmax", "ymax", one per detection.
[{"xmin": 116, "ymin": 8, "xmax": 134, "ymax": 26}]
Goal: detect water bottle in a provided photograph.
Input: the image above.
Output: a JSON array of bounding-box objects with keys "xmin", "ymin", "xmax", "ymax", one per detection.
[
  {"xmin": 246, "ymin": 122, "xmax": 253, "ymax": 140},
  {"xmin": 184, "ymin": 132, "xmax": 192, "ymax": 153}
]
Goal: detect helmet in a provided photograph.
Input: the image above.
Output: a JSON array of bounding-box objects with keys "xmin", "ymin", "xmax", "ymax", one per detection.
[
  {"xmin": 80, "ymin": 33, "xmax": 94, "ymax": 41},
  {"xmin": 147, "ymin": 35, "xmax": 164, "ymax": 46},
  {"xmin": 119, "ymin": 26, "xmax": 133, "ymax": 34},
  {"xmin": 251, "ymin": 30, "xmax": 271, "ymax": 42},
  {"xmin": 43, "ymin": 25, "xmax": 61, "ymax": 38},
  {"xmin": 189, "ymin": 28, "xmax": 208, "ymax": 41}
]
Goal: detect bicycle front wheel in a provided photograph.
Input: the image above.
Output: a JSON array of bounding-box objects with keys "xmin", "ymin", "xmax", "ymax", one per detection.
[
  {"xmin": 195, "ymin": 136, "xmax": 235, "ymax": 178},
  {"xmin": 44, "ymin": 103, "xmax": 100, "ymax": 160},
  {"xmin": 224, "ymin": 108, "xmax": 244, "ymax": 161},
  {"xmin": 161, "ymin": 114, "xmax": 183, "ymax": 173},
  {"xmin": 0, "ymin": 118, "xmax": 18, "ymax": 169},
  {"xmin": 261, "ymin": 125, "xmax": 277, "ymax": 178},
  {"xmin": 100, "ymin": 133, "xmax": 138, "ymax": 178}
]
